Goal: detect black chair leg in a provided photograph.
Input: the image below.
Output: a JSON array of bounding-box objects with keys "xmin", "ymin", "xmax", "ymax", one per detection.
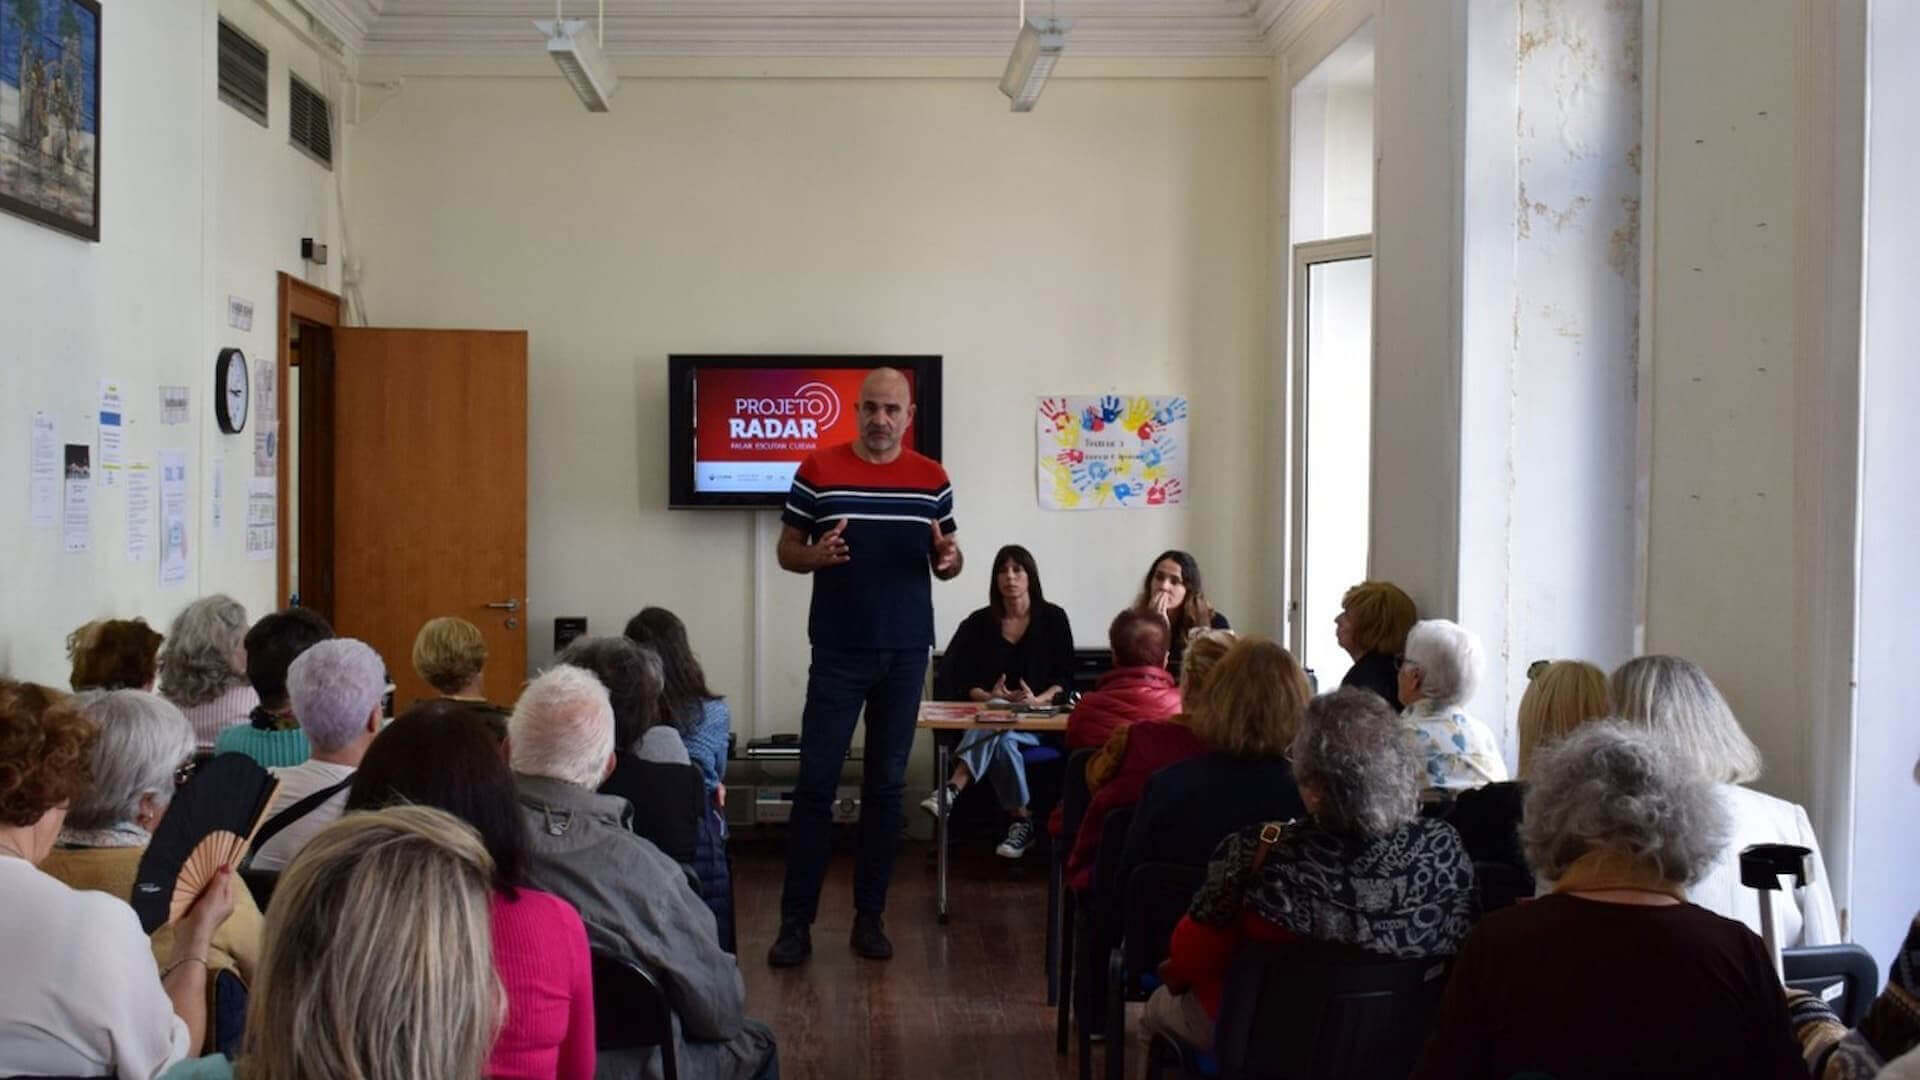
[
  {"xmin": 1046, "ymin": 851, "xmax": 1062, "ymax": 1006},
  {"xmin": 1077, "ymin": 912, "xmax": 1097, "ymax": 1080},
  {"xmin": 1107, "ymin": 946, "xmax": 1127, "ymax": 1080},
  {"xmin": 1056, "ymin": 888, "xmax": 1076, "ymax": 1055}
]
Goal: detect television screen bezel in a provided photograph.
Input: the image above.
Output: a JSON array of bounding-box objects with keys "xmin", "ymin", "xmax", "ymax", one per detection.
[{"xmin": 668, "ymin": 354, "xmax": 944, "ymax": 510}]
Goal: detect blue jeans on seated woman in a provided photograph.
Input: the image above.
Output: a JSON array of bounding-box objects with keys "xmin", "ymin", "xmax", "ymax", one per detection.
[{"xmin": 955, "ymin": 729, "xmax": 1041, "ymax": 811}]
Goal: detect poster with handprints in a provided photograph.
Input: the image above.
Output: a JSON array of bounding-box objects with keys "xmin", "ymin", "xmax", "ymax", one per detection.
[{"xmin": 1036, "ymin": 395, "xmax": 1189, "ymax": 510}]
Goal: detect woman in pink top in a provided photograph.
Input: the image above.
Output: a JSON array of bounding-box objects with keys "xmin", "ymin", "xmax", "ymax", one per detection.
[{"xmin": 346, "ymin": 700, "xmax": 595, "ymax": 1079}]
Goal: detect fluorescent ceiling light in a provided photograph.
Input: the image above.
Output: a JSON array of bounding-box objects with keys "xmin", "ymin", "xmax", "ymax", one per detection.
[
  {"xmin": 999, "ymin": 17, "xmax": 1070, "ymax": 113},
  {"xmin": 534, "ymin": 17, "xmax": 618, "ymax": 112}
]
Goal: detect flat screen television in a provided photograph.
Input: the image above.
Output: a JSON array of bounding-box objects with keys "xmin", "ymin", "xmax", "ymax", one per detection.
[{"xmin": 668, "ymin": 355, "xmax": 944, "ymax": 509}]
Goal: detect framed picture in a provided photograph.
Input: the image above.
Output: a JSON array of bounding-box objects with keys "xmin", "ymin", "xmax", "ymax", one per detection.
[{"xmin": 0, "ymin": 0, "xmax": 101, "ymax": 241}]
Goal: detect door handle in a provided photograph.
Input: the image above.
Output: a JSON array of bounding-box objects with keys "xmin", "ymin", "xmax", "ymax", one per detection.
[{"xmin": 486, "ymin": 599, "xmax": 519, "ymax": 611}]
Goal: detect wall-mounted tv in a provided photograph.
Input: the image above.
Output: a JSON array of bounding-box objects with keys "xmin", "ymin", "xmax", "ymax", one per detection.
[{"xmin": 668, "ymin": 355, "xmax": 944, "ymax": 509}]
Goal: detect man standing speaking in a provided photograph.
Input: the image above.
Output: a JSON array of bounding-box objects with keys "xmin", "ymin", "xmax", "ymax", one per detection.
[{"xmin": 769, "ymin": 367, "xmax": 962, "ymax": 967}]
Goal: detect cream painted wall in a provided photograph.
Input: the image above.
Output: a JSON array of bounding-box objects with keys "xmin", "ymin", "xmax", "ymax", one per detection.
[
  {"xmin": 344, "ymin": 64, "xmax": 1273, "ymax": 743},
  {"xmin": 0, "ymin": 0, "xmax": 340, "ymax": 685},
  {"xmin": 1641, "ymin": 0, "xmax": 1804, "ymax": 804}
]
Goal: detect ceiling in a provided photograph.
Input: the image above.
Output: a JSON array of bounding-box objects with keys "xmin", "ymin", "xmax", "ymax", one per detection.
[{"xmin": 298, "ymin": 0, "xmax": 1333, "ymax": 59}]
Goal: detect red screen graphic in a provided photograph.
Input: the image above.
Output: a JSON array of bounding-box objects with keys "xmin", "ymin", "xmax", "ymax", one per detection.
[{"xmin": 691, "ymin": 367, "xmax": 916, "ymax": 493}]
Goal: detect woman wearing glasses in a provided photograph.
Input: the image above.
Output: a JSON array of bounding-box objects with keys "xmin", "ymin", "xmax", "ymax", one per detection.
[
  {"xmin": 1398, "ymin": 619, "xmax": 1509, "ymax": 793},
  {"xmin": 1135, "ymin": 551, "xmax": 1231, "ymax": 677}
]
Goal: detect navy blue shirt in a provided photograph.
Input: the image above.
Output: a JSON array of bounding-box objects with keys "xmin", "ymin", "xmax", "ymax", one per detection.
[{"xmin": 782, "ymin": 443, "xmax": 956, "ymax": 650}]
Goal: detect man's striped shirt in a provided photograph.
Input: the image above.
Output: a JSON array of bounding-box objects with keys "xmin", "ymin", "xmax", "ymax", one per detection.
[{"xmin": 782, "ymin": 443, "xmax": 956, "ymax": 649}]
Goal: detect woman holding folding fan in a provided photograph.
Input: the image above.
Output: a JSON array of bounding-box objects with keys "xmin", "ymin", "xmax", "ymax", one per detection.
[{"xmin": 0, "ymin": 678, "xmax": 236, "ymax": 1079}]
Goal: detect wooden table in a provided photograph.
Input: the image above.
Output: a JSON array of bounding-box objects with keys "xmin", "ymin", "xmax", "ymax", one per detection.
[{"xmin": 917, "ymin": 703, "xmax": 1070, "ymax": 925}]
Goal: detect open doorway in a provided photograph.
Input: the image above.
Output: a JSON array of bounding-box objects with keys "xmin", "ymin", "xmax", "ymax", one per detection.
[{"xmin": 276, "ymin": 273, "xmax": 342, "ymax": 623}]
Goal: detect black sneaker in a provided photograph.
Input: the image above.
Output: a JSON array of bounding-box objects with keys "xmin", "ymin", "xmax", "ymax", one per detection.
[
  {"xmin": 996, "ymin": 818, "xmax": 1036, "ymax": 859},
  {"xmin": 850, "ymin": 912, "xmax": 893, "ymax": 960},
  {"xmin": 767, "ymin": 921, "xmax": 811, "ymax": 968}
]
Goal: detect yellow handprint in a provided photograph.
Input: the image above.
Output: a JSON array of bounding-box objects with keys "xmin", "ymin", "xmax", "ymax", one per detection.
[{"xmin": 1124, "ymin": 396, "xmax": 1154, "ymax": 435}]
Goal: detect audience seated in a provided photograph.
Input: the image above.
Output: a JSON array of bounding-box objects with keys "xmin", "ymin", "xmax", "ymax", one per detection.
[
  {"xmin": 1144, "ymin": 689, "xmax": 1476, "ymax": 1053},
  {"xmin": 39, "ymin": 690, "xmax": 264, "ymax": 1051},
  {"xmin": 1069, "ymin": 633, "xmax": 1304, "ymax": 893},
  {"xmin": 214, "ymin": 607, "xmax": 332, "ymax": 768},
  {"xmin": 1135, "ymin": 550, "xmax": 1231, "ymax": 676},
  {"xmin": 1115, "ymin": 635, "xmax": 1308, "ymax": 892},
  {"xmin": 1611, "ymin": 654, "xmax": 1841, "ymax": 946},
  {"xmin": 925, "ymin": 545, "xmax": 1077, "ymax": 860},
  {"xmin": 1399, "ymin": 619, "xmax": 1508, "ymax": 792},
  {"xmin": 159, "ymin": 596, "xmax": 260, "ymax": 751},
  {"xmin": 627, "ymin": 606, "xmax": 738, "ymax": 952},
  {"xmin": 247, "ymin": 639, "xmax": 386, "ymax": 873},
  {"xmin": 67, "ymin": 617, "xmax": 165, "ymax": 692},
  {"xmin": 1412, "ymin": 722, "xmax": 1806, "ymax": 1080},
  {"xmin": 346, "ymin": 702, "xmax": 594, "ymax": 1080},
  {"xmin": 0, "ymin": 679, "xmax": 235, "ymax": 1078},
  {"xmin": 166, "ymin": 806, "xmax": 504, "ymax": 1080},
  {"xmin": 1442, "ymin": 659, "xmax": 1610, "ymax": 873},
  {"xmin": 1790, "ymin": 909, "xmax": 1920, "ymax": 1078},
  {"xmin": 1062, "ymin": 608, "xmax": 1182, "ymax": 753},
  {"xmin": 562, "ymin": 635, "xmax": 705, "ymax": 864},
  {"xmin": 1333, "ymin": 580, "xmax": 1416, "ymax": 710},
  {"xmin": 509, "ymin": 666, "xmax": 778, "ymax": 1080},
  {"xmin": 412, "ymin": 615, "xmax": 512, "ymax": 738}
]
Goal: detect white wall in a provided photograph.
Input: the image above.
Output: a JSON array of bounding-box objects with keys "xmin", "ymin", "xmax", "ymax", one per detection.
[
  {"xmin": 0, "ymin": 0, "xmax": 339, "ymax": 685},
  {"xmin": 1640, "ymin": 0, "xmax": 1804, "ymax": 802},
  {"xmin": 344, "ymin": 60, "xmax": 1273, "ymax": 743}
]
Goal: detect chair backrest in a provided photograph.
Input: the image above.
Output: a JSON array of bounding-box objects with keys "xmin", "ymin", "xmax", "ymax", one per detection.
[
  {"xmin": 239, "ymin": 866, "xmax": 280, "ymax": 911},
  {"xmin": 1059, "ymin": 748, "xmax": 1097, "ymax": 842},
  {"xmin": 1090, "ymin": 805, "xmax": 1138, "ymax": 898},
  {"xmin": 1472, "ymin": 860, "xmax": 1534, "ymax": 915},
  {"xmin": 591, "ymin": 951, "xmax": 678, "ymax": 1056},
  {"xmin": 1784, "ymin": 944, "xmax": 1880, "ymax": 1027},
  {"xmin": 1215, "ymin": 940, "xmax": 1452, "ymax": 1080},
  {"xmin": 1118, "ymin": 860, "xmax": 1207, "ymax": 983},
  {"xmin": 604, "ymin": 758, "xmax": 705, "ymax": 865}
]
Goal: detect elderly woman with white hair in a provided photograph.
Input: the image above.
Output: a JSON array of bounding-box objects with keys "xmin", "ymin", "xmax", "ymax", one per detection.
[
  {"xmin": 509, "ymin": 665, "xmax": 779, "ymax": 1080},
  {"xmin": 1611, "ymin": 654, "xmax": 1840, "ymax": 947},
  {"xmin": 1398, "ymin": 618, "xmax": 1508, "ymax": 792},
  {"xmin": 37, "ymin": 691, "xmax": 265, "ymax": 1054},
  {"xmin": 248, "ymin": 638, "xmax": 388, "ymax": 873},
  {"xmin": 1413, "ymin": 723, "xmax": 1806, "ymax": 1080},
  {"xmin": 159, "ymin": 595, "xmax": 259, "ymax": 750}
]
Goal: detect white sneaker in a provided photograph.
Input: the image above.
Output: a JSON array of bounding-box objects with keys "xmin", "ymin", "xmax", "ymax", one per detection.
[
  {"xmin": 920, "ymin": 785, "xmax": 957, "ymax": 819},
  {"xmin": 996, "ymin": 818, "xmax": 1036, "ymax": 859}
]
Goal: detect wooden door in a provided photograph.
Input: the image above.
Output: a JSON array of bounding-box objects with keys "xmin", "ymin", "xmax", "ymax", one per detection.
[{"xmin": 330, "ymin": 329, "xmax": 528, "ymax": 712}]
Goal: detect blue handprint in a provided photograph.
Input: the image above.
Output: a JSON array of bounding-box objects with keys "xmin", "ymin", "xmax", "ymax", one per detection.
[
  {"xmin": 1153, "ymin": 398, "xmax": 1189, "ymax": 426},
  {"xmin": 1086, "ymin": 461, "xmax": 1112, "ymax": 484},
  {"xmin": 1099, "ymin": 395, "xmax": 1124, "ymax": 423},
  {"xmin": 1140, "ymin": 432, "xmax": 1178, "ymax": 470},
  {"xmin": 1112, "ymin": 481, "xmax": 1138, "ymax": 504},
  {"xmin": 1069, "ymin": 463, "xmax": 1093, "ymax": 490},
  {"xmin": 1081, "ymin": 405, "xmax": 1104, "ymax": 432}
]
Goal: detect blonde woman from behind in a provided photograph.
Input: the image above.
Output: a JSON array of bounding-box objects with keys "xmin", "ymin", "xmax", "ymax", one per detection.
[
  {"xmin": 165, "ymin": 805, "xmax": 503, "ymax": 1079},
  {"xmin": 1611, "ymin": 655, "xmax": 1840, "ymax": 947}
]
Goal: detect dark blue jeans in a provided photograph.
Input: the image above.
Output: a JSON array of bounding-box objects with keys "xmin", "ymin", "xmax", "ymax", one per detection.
[{"xmin": 779, "ymin": 646, "xmax": 929, "ymax": 925}]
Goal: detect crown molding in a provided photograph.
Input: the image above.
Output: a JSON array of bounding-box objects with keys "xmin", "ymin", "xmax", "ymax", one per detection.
[
  {"xmin": 352, "ymin": 0, "xmax": 1306, "ymax": 58},
  {"xmin": 284, "ymin": 0, "xmax": 383, "ymax": 52}
]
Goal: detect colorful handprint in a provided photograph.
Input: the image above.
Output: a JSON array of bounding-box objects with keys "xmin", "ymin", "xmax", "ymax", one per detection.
[
  {"xmin": 1153, "ymin": 398, "xmax": 1189, "ymax": 426},
  {"xmin": 1039, "ymin": 395, "xmax": 1187, "ymax": 510},
  {"xmin": 1124, "ymin": 397, "xmax": 1155, "ymax": 435},
  {"xmin": 1081, "ymin": 405, "xmax": 1105, "ymax": 432},
  {"xmin": 1099, "ymin": 396, "xmax": 1124, "ymax": 423},
  {"xmin": 1056, "ymin": 448, "xmax": 1085, "ymax": 466},
  {"xmin": 1146, "ymin": 478, "xmax": 1183, "ymax": 505}
]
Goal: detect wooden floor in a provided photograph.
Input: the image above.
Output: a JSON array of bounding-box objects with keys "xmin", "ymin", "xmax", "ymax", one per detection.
[{"xmin": 735, "ymin": 832, "xmax": 1087, "ymax": 1080}]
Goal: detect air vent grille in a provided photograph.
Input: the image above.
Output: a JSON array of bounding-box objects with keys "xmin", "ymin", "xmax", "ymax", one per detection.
[
  {"xmin": 217, "ymin": 20, "xmax": 269, "ymax": 127},
  {"xmin": 289, "ymin": 74, "xmax": 333, "ymax": 169}
]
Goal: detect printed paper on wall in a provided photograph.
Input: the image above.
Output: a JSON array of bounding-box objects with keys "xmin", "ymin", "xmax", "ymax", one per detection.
[{"xmin": 1035, "ymin": 395, "xmax": 1188, "ymax": 510}]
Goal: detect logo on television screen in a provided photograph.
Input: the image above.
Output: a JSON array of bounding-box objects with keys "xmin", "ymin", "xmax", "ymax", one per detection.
[{"xmin": 729, "ymin": 381, "xmax": 843, "ymax": 439}]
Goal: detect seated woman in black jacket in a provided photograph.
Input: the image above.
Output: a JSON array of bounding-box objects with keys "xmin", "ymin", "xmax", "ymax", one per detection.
[
  {"xmin": 923, "ymin": 545, "xmax": 1075, "ymax": 860},
  {"xmin": 1332, "ymin": 580, "xmax": 1417, "ymax": 710},
  {"xmin": 558, "ymin": 635, "xmax": 705, "ymax": 866}
]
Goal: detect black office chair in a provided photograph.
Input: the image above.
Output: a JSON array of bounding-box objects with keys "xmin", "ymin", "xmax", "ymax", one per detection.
[
  {"xmin": 1069, "ymin": 805, "xmax": 1138, "ymax": 1080},
  {"xmin": 1051, "ymin": 748, "xmax": 1097, "ymax": 1016},
  {"xmin": 1785, "ymin": 944, "xmax": 1880, "ymax": 1027},
  {"xmin": 591, "ymin": 951, "xmax": 680, "ymax": 1080},
  {"xmin": 1105, "ymin": 860, "xmax": 1207, "ymax": 1080},
  {"xmin": 1148, "ymin": 940, "xmax": 1452, "ymax": 1080}
]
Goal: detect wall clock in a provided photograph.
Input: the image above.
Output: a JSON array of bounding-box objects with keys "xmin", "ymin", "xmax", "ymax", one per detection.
[{"xmin": 216, "ymin": 348, "xmax": 250, "ymax": 434}]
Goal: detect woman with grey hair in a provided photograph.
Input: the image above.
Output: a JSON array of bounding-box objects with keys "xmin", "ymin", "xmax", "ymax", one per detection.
[
  {"xmin": 1142, "ymin": 689, "xmax": 1477, "ymax": 1053},
  {"xmin": 1611, "ymin": 654, "xmax": 1840, "ymax": 947},
  {"xmin": 158, "ymin": 595, "xmax": 258, "ymax": 750},
  {"xmin": 1399, "ymin": 618, "xmax": 1508, "ymax": 791},
  {"xmin": 1412, "ymin": 722, "xmax": 1806, "ymax": 1080},
  {"xmin": 38, "ymin": 691, "xmax": 265, "ymax": 1051}
]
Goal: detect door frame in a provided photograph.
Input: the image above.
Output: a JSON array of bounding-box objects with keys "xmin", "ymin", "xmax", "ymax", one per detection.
[
  {"xmin": 275, "ymin": 273, "xmax": 342, "ymax": 608},
  {"xmin": 1287, "ymin": 233, "xmax": 1374, "ymax": 660}
]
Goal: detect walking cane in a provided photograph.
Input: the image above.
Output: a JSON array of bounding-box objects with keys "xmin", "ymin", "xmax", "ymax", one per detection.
[{"xmin": 1740, "ymin": 843, "xmax": 1814, "ymax": 980}]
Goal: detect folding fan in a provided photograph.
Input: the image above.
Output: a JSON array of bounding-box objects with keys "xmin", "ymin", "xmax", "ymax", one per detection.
[{"xmin": 131, "ymin": 753, "xmax": 280, "ymax": 934}]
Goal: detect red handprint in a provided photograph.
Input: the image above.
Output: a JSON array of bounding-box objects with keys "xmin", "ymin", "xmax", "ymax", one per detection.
[
  {"xmin": 1039, "ymin": 398, "xmax": 1072, "ymax": 433},
  {"xmin": 1056, "ymin": 449, "xmax": 1085, "ymax": 466},
  {"xmin": 1136, "ymin": 421, "xmax": 1156, "ymax": 441},
  {"xmin": 1146, "ymin": 478, "xmax": 1183, "ymax": 506}
]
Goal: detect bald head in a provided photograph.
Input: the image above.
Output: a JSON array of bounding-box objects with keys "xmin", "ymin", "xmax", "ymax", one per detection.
[{"xmin": 855, "ymin": 367, "xmax": 915, "ymax": 461}]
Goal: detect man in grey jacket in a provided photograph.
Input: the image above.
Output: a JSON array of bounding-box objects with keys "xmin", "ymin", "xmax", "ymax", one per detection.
[{"xmin": 510, "ymin": 665, "xmax": 778, "ymax": 1080}]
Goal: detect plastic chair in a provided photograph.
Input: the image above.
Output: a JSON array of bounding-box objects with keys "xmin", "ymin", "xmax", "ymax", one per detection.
[
  {"xmin": 591, "ymin": 951, "xmax": 680, "ymax": 1080},
  {"xmin": 1105, "ymin": 860, "xmax": 1207, "ymax": 1080},
  {"xmin": 1051, "ymin": 748, "xmax": 1097, "ymax": 1018},
  {"xmin": 1784, "ymin": 944, "xmax": 1880, "ymax": 1027},
  {"xmin": 1148, "ymin": 940, "xmax": 1451, "ymax": 1080}
]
